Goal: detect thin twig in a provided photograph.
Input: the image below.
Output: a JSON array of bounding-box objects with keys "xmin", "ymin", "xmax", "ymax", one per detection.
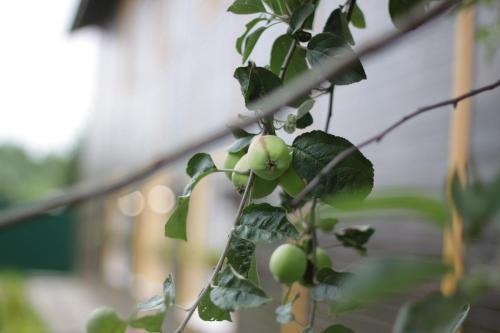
[
  {"xmin": 0, "ymin": 0, "xmax": 459, "ymax": 228},
  {"xmin": 279, "ymin": 39, "xmax": 298, "ymax": 79},
  {"xmin": 306, "ymin": 80, "xmax": 334, "ymax": 327},
  {"xmin": 263, "ymin": 38, "xmax": 298, "ymax": 133},
  {"xmin": 291, "ymin": 78, "xmax": 500, "ymax": 208},
  {"xmin": 171, "ymin": 173, "xmax": 255, "ymax": 333},
  {"xmin": 324, "ymin": 86, "xmax": 335, "ymax": 133},
  {"xmin": 307, "ymin": 199, "xmax": 318, "ymax": 328}
]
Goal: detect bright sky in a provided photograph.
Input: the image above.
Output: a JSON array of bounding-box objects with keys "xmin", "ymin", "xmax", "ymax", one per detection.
[{"xmin": 0, "ymin": 0, "xmax": 98, "ymax": 155}]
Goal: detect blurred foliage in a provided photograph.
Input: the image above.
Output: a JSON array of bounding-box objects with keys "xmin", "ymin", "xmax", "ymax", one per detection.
[
  {"xmin": 452, "ymin": 172, "xmax": 500, "ymax": 239},
  {"xmin": 475, "ymin": 0, "xmax": 500, "ymax": 57},
  {"xmin": 0, "ymin": 272, "xmax": 49, "ymax": 333},
  {"xmin": 0, "ymin": 145, "xmax": 78, "ymax": 207}
]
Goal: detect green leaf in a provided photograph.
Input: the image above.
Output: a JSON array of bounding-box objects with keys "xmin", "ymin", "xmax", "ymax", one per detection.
[
  {"xmin": 303, "ymin": 0, "xmax": 320, "ymax": 30},
  {"xmin": 86, "ymin": 307, "xmax": 127, "ymax": 333},
  {"xmin": 234, "ymin": 63, "xmax": 282, "ymax": 110},
  {"xmin": 270, "ymin": 34, "xmax": 309, "ymax": 83},
  {"xmin": 227, "ymin": 236, "xmax": 256, "ymax": 276},
  {"xmin": 165, "ymin": 153, "xmax": 217, "ymax": 240},
  {"xmin": 163, "ymin": 274, "xmax": 175, "ymax": 306},
  {"xmin": 230, "ymin": 126, "xmax": 256, "ymax": 139},
  {"xmin": 296, "ymin": 112, "xmax": 313, "ymax": 129},
  {"xmin": 228, "ymin": 0, "xmax": 266, "ymax": 14},
  {"xmin": 248, "ymin": 252, "xmax": 260, "ymax": 286},
  {"xmin": 306, "ymin": 33, "xmax": 366, "ymax": 85},
  {"xmin": 452, "ymin": 172, "xmax": 500, "ymax": 238},
  {"xmin": 210, "ymin": 266, "xmax": 271, "ymax": 311},
  {"xmin": 275, "ymin": 302, "xmax": 294, "ymax": 324},
  {"xmin": 292, "ymin": 130, "xmax": 373, "ymax": 205},
  {"xmin": 129, "ymin": 312, "xmax": 164, "ymax": 333},
  {"xmin": 284, "ymin": 114, "xmax": 297, "ymax": 134},
  {"xmin": 137, "ymin": 295, "xmax": 165, "ymax": 312},
  {"xmin": 236, "ymin": 18, "xmax": 267, "ymax": 54},
  {"xmin": 227, "ymin": 136, "xmax": 254, "ymax": 153},
  {"xmin": 234, "ymin": 203, "xmax": 299, "ymax": 243},
  {"xmin": 323, "ymin": 7, "xmax": 354, "ymax": 45},
  {"xmin": 137, "ymin": 274, "xmax": 175, "ymax": 314},
  {"xmin": 296, "ymin": 99, "xmax": 315, "ymax": 119},
  {"xmin": 303, "ymin": 328, "xmax": 315, "ymax": 333},
  {"xmin": 331, "ymin": 257, "xmax": 450, "ymax": 313},
  {"xmin": 389, "ymin": 0, "xmax": 428, "ymax": 30},
  {"xmin": 263, "ymin": 0, "xmax": 304, "ymax": 16},
  {"xmin": 242, "ymin": 27, "xmax": 267, "ymax": 63},
  {"xmin": 321, "ymin": 324, "xmax": 355, "ymax": 333},
  {"xmin": 164, "ymin": 197, "xmax": 189, "ymax": 240},
  {"xmin": 334, "ymin": 225, "xmax": 374, "ymax": 255},
  {"xmin": 289, "ymin": 3, "xmax": 316, "ymax": 35},
  {"xmin": 185, "ymin": 153, "xmax": 217, "ymax": 180},
  {"xmin": 393, "ymin": 293, "xmax": 469, "ymax": 333},
  {"xmin": 350, "ymin": 3, "xmax": 366, "ymax": 29},
  {"xmin": 198, "ymin": 286, "xmax": 232, "ymax": 322},
  {"xmin": 311, "ymin": 268, "xmax": 352, "ymax": 302},
  {"xmin": 320, "ymin": 193, "xmax": 449, "ymax": 229}
]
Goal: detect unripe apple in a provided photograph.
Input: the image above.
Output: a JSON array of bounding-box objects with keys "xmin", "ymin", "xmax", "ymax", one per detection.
[
  {"xmin": 232, "ymin": 154, "xmax": 278, "ymax": 199},
  {"xmin": 247, "ymin": 135, "xmax": 292, "ymax": 180},
  {"xmin": 85, "ymin": 307, "xmax": 125, "ymax": 333},
  {"xmin": 315, "ymin": 247, "xmax": 332, "ymax": 270},
  {"xmin": 223, "ymin": 151, "xmax": 244, "ymax": 179},
  {"xmin": 279, "ymin": 166, "xmax": 305, "ymax": 197},
  {"xmin": 315, "ymin": 218, "xmax": 338, "ymax": 232},
  {"xmin": 269, "ymin": 244, "xmax": 307, "ymax": 284}
]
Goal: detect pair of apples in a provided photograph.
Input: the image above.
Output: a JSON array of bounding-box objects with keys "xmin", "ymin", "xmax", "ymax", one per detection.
[
  {"xmin": 224, "ymin": 135, "xmax": 305, "ymax": 198},
  {"xmin": 269, "ymin": 244, "xmax": 332, "ymax": 284}
]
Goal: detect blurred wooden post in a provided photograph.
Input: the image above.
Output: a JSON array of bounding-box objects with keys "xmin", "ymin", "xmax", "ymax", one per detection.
[
  {"xmin": 281, "ymin": 284, "xmax": 308, "ymax": 333},
  {"xmin": 442, "ymin": 5, "xmax": 475, "ymax": 295},
  {"xmin": 132, "ymin": 174, "xmax": 174, "ymax": 299}
]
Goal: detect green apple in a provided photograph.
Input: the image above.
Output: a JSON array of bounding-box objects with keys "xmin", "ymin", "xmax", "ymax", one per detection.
[
  {"xmin": 269, "ymin": 244, "xmax": 307, "ymax": 284},
  {"xmin": 315, "ymin": 218, "xmax": 338, "ymax": 232},
  {"xmin": 223, "ymin": 150, "xmax": 244, "ymax": 179},
  {"xmin": 247, "ymin": 135, "xmax": 292, "ymax": 180},
  {"xmin": 315, "ymin": 247, "xmax": 332, "ymax": 270},
  {"xmin": 85, "ymin": 307, "xmax": 126, "ymax": 333},
  {"xmin": 279, "ymin": 166, "xmax": 305, "ymax": 197},
  {"xmin": 232, "ymin": 154, "xmax": 278, "ymax": 199}
]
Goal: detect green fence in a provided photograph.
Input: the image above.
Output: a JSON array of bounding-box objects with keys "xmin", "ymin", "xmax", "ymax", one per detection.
[{"xmin": 0, "ymin": 210, "xmax": 75, "ymax": 271}]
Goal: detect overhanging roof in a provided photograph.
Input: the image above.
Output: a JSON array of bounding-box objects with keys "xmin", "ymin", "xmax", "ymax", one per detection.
[{"xmin": 70, "ymin": 0, "xmax": 120, "ymax": 31}]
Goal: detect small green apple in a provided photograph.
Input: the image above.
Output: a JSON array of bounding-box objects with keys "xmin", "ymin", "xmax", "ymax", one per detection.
[
  {"xmin": 269, "ymin": 244, "xmax": 307, "ymax": 284},
  {"xmin": 232, "ymin": 154, "xmax": 278, "ymax": 198},
  {"xmin": 279, "ymin": 166, "xmax": 305, "ymax": 197},
  {"xmin": 85, "ymin": 307, "xmax": 126, "ymax": 333},
  {"xmin": 247, "ymin": 135, "xmax": 292, "ymax": 180},
  {"xmin": 223, "ymin": 151, "xmax": 244, "ymax": 179},
  {"xmin": 315, "ymin": 247, "xmax": 332, "ymax": 270}
]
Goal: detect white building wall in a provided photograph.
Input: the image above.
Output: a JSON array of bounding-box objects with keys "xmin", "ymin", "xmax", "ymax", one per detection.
[{"xmin": 79, "ymin": 0, "xmax": 500, "ymax": 331}]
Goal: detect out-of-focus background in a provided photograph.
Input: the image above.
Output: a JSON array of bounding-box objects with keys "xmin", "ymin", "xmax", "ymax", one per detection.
[{"xmin": 0, "ymin": 0, "xmax": 499, "ymax": 332}]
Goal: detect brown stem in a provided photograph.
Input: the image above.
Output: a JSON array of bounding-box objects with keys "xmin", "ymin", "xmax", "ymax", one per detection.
[
  {"xmin": 291, "ymin": 78, "xmax": 500, "ymax": 208},
  {"xmin": 171, "ymin": 173, "xmax": 255, "ymax": 333},
  {"xmin": 263, "ymin": 38, "xmax": 299, "ymax": 134},
  {"xmin": 307, "ymin": 198, "xmax": 318, "ymax": 328},
  {"xmin": 324, "ymin": 85, "xmax": 335, "ymax": 133}
]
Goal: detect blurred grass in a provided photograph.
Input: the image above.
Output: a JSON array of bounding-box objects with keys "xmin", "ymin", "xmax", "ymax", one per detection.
[{"xmin": 0, "ymin": 272, "xmax": 50, "ymax": 333}]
